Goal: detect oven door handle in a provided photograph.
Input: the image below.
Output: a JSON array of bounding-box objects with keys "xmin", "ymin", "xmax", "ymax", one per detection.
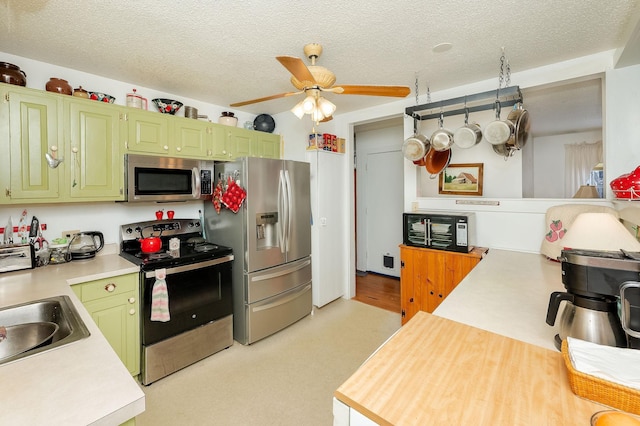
[{"xmin": 144, "ymin": 255, "xmax": 234, "ymax": 279}]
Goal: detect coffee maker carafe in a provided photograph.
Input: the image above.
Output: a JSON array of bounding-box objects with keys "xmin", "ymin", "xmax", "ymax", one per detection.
[{"xmin": 545, "ymin": 249, "xmax": 640, "ymax": 350}]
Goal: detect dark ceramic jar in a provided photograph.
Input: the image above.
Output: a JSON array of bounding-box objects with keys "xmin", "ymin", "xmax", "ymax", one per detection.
[
  {"xmin": 0, "ymin": 62, "xmax": 27, "ymax": 86},
  {"xmin": 46, "ymin": 77, "xmax": 72, "ymax": 95}
]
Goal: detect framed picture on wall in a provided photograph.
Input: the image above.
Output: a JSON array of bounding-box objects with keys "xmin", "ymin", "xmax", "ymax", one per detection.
[{"xmin": 439, "ymin": 163, "xmax": 484, "ymax": 196}]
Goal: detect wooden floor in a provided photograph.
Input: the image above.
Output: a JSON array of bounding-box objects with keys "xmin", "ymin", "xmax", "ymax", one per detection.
[{"xmin": 352, "ymin": 272, "xmax": 401, "ymax": 313}]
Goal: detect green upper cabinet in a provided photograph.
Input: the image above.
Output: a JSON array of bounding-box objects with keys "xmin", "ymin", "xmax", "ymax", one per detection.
[
  {"xmin": 65, "ymin": 98, "xmax": 124, "ymax": 200},
  {"xmin": 224, "ymin": 126, "xmax": 257, "ymax": 160},
  {"xmin": 173, "ymin": 116, "xmax": 211, "ymax": 158},
  {"xmin": 124, "ymin": 110, "xmax": 170, "ymax": 155},
  {"xmin": 6, "ymin": 88, "xmax": 63, "ymax": 201},
  {"xmin": 255, "ymin": 131, "xmax": 281, "ymax": 159}
]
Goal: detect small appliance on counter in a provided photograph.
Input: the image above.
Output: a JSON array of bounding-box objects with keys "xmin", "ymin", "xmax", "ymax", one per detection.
[
  {"xmin": 0, "ymin": 243, "xmax": 36, "ymax": 273},
  {"xmin": 546, "ymin": 248, "xmax": 640, "ymax": 350},
  {"xmin": 68, "ymin": 232, "xmax": 104, "ymax": 260},
  {"xmin": 402, "ymin": 212, "xmax": 475, "ymax": 253}
]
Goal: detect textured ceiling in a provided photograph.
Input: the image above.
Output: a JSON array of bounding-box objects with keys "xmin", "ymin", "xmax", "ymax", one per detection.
[{"xmin": 1, "ymin": 0, "xmax": 639, "ymax": 117}]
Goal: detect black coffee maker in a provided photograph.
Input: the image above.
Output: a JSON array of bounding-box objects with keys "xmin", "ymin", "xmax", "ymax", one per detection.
[{"xmin": 546, "ymin": 248, "xmax": 640, "ymax": 350}]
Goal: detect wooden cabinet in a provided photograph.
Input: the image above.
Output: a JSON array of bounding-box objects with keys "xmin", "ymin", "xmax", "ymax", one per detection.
[
  {"xmin": 5, "ymin": 88, "xmax": 63, "ymax": 201},
  {"xmin": 124, "ymin": 110, "xmax": 170, "ymax": 155},
  {"xmin": 1, "ymin": 85, "xmax": 281, "ymax": 204},
  {"xmin": 400, "ymin": 245, "xmax": 485, "ymax": 325},
  {"xmin": 65, "ymin": 98, "xmax": 124, "ymax": 200},
  {"xmin": 72, "ymin": 273, "xmax": 140, "ymax": 376}
]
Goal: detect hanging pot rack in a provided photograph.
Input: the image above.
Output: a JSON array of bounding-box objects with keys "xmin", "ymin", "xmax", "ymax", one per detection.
[{"xmin": 405, "ymin": 85, "xmax": 522, "ymax": 121}]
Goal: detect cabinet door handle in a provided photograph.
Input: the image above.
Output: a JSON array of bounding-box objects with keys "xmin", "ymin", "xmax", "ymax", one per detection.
[
  {"xmin": 409, "ymin": 297, "xmax": 414, "ymax": 302},
  {"xmin": 128, "ymin": 297, "xmax": 136, "ymax": 304},
  {"xmin": 129, "ymin": 309, "xmax": 136, "ymax": 315},
  {"xmin": 176, "ymin": 147, "xmax": 182, "ymax": 152},
  {"xmin": 105, "ymin": 283, "xmax": 116, "ymax": 292},
  {"xmin": 163, "ymin": 145, "xmax": 169, "ymax": 150},
  {"xmin": 429, "ymin": 291, "xmax": 434, "ymax": 295}
]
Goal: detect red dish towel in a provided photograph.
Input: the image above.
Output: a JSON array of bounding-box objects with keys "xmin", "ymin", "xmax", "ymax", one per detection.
[{"xmin": 150, "ymin": 268, "xmax": 170, "ymax": 322}]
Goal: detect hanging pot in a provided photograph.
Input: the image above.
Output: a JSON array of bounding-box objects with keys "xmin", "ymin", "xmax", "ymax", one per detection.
[
  {"xmin": 484, "ymin": 101, "xmax": 515, "ymax": 146},
  {"xmin": 424, "ymin": 146, "xmax": 451, "ymax": 179},
  {"xmin": 139, "ymin": 226, "xmax": 162, "ymax": 254},
  {"xmin": 492, "ymin": 143, "xmax": 517, "ymax": 160},
  {"xmin": 453, "ymin": 108, "xmax": 482, "ymax": 149},
  {"xmin": 430, "ymin": 113, "xmax": 454, "ymax": 152},
  {"xmin": 402, "ymin": 118, "xmax": 430, "ymax": 162},
  {"xmin": 506, "ymin": 103, "xmax": 530, "ymax": 149}
]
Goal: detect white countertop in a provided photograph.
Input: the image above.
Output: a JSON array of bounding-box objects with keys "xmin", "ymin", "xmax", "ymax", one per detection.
[
  {"xmin": 0, "ymin": 246, "xmax": 145, "ymax": 425},
  {"xmin": 434, "ymin": 248, "xmax": 564, "ymax": 351}
]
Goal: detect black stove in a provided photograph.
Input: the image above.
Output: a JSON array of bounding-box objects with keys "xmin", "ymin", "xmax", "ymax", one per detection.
[{"xmin": 119, "ymin": 218, "xmax": 232, "ymax": 271}]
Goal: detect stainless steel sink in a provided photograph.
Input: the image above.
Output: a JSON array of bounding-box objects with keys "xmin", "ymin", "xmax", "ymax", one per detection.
[{"xmin": 0, "ymin": 295, "xmax": 90, "ymax": 364}]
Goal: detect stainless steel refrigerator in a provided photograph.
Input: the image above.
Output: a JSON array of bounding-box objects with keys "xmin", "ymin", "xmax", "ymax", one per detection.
[{"xmin": 203, "ymin": 157, "xmax": 312, "ymax": 345}]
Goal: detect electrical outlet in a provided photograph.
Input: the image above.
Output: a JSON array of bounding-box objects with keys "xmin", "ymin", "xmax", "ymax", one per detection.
[{"xmin": 62, "ymin": 230, "xmax": 80, "ymax": 239}]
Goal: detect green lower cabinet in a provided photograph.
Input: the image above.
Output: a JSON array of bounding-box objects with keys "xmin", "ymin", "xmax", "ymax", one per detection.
[{"xmin": 72, "ymin": 273, "xmax": 140, "ymax": 376}]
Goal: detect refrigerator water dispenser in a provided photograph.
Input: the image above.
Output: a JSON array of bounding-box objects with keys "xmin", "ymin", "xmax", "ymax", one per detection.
[{"xmin": 256, "ymin": 212, "xmax": 278, "ymax": 249}]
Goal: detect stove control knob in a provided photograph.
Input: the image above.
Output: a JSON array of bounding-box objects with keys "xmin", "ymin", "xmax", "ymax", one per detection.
[
  {"xmin": 134, "ymin": 226, "xmax": 142, "ymax": 235},
  {"xmin": 125, "ymin": 227, "xmax": 133, "ymax": 234}
]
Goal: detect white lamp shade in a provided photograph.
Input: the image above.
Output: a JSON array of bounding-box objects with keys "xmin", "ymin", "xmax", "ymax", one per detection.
[
  {"xmin": 317, "ymin": 97, "xmax": 336, "ymax": 116},
  {"xmin": 311, "ymin": 108, "xmax": 325, "ymax": 122},
  {"xmin": 560, "ymin": 212, "xmax": 640, "ymax": 252},
  {"xmin": 291, "ymin": 101, "xmax": 305, "ymax": 119},
  {"xmin": 302, "ymin": 95, "xmax": 316, "ymax": 113}
]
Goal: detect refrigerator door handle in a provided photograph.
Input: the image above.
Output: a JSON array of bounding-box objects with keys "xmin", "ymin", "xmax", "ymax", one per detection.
[
  {"xmin": 284, "ymin": 169, "xmax": 292, "ymax": 252},
  {"xmin": 277, "ymin": 170, "xmax": 287, "ymax": 253}
]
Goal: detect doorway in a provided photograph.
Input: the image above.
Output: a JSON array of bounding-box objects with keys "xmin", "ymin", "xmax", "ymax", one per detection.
[{"xmin": 353, "ymin": 117, "xmax": 404, "ymax": 311}]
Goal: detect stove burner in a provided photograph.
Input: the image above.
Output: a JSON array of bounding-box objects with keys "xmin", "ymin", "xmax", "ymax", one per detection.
[{"xmin": 194, "ymin": 243, "xmax": 218, "ymax": 252}]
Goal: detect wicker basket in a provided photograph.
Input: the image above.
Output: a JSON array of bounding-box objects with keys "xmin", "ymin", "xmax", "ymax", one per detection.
[{"xmin": 561, "ymin": 339, "xmax": 640, "ymax": 415}]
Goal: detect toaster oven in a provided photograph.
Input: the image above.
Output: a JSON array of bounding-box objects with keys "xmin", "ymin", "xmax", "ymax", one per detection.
[
  {"xmin": 403, "ymin": 212, "xmax": 476, "ymax": 253},
  {"xmin": 0, "ymin": 243, "xmax": 36, "ymax": 273}
]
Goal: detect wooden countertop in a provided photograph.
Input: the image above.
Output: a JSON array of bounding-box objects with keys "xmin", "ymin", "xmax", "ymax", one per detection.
[{"xmin": 334, "ymin": 312, "xmax": 605, "ymax": 425}]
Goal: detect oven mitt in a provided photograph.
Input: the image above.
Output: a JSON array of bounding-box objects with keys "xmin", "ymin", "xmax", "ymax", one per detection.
[
  {"xmin": 150, "ymin": 268, "xmax": 170, "ymax": 322},
  {"xmin": 221, "ymin": 176, "xmax": 246, "ymax": 213}
]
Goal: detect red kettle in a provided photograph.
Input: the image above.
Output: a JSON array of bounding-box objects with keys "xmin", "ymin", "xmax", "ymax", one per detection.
[{"xmin": 139, "ymin": 226, "xmax": 162, "ymax": 253}]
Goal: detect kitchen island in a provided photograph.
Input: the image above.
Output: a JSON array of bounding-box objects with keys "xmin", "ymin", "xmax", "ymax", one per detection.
[
  {"xmin": 0, "ymin": 248, "xmax": 144, "ymax": 425},
  {"xmin": 334, "ymin": 249, "xmax": 609, "ymax": 425}
]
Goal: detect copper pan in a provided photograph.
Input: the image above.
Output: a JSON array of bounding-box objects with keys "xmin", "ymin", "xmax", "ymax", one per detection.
[{"xmin": 424, "ymin": 146, "xmax": 451, "ymax": 179}]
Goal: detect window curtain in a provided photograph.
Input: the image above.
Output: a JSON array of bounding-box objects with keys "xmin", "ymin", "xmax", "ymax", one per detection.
[{"xmin": 564, "ymin": 140, "xmax": 602, "ymax": 197}]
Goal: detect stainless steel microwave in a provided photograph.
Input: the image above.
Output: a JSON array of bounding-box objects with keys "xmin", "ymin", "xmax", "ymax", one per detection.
[
  {"xmin": 125, "ymin": 154, "xmax": 214, "ymax": 202},
  {"xmin": 403, "ymin": 212, "xmax": 476, "ymax": 253}
]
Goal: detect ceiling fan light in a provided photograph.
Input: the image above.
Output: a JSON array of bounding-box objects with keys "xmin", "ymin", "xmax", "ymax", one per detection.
[
  {"xmin": 291, "ymin": 101, "xmax": 305, "ymax": 119},
  {"xmin": 302, "ymin": 95, "xmax": 316, "ymax": 113},
  {"xmin": 317, "ymin": 97, "xmax": 336, "ymax": 116},
  {"xmin": 311, "ymin": 108, "xmax": 325, "ymax": 122}
]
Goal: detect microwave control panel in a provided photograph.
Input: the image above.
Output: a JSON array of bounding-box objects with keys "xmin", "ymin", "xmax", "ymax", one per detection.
[
  {"xmin": 201, "ymin": 170, "xmax": 212, "ymax": 195},
  {"xmin": 456, "ymin": 223, "xmax": 468, "ymax": 246}
]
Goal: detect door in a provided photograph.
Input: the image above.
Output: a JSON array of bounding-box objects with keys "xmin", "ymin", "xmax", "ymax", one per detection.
[
  {"xmin": 244, "ymin": 157, "xmax": 287, "ymax": 272},
  {"xmin": 284, "ymin": 159, "xmax": 311, "ymax": 263},
  {"xmin": 8, "ymin": 90, "xmax": 62, "ymax": 200},
  {"xmin": 66, "ymin": 99, "xmax": 123, "ymax": 200},
  {"xmin": 365, "ymin": 150, "xmax": 403, "ymax": 276},
  {"xmin": 125, "ymin": 110, "xmax": 169, "ymax": 154}
]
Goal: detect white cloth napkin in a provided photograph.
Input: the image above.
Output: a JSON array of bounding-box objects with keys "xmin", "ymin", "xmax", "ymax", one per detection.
[
  {"xmin": 150, "ymin": 268, "xmax": 170, "ymax": 322},
  {"xmin": 567, "ymin": 336, "xmax": 640, "ymax": 390}
]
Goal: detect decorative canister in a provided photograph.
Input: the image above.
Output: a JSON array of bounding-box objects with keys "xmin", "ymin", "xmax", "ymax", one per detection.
[
  {"xmin": 46, "ymin": 78, "xmax": 72, "ymax": 95},
  {"xmin": 126, "ymin": 88, "xmax": 148, "ymax": 109},
  {"xmin": 218, "ymin": 111, "xmax": 238, "ymax": 127},
  {"xmin": 0, "ymin": 62, "xmax": 27, "ymax": 86},
  {"xmin": 73, "ymin": 86, "xmax": 89, "ymax": 98}
]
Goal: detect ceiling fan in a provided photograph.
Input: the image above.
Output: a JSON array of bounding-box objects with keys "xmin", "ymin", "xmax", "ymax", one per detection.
[{"xmin": 230, "ymin": 43, "xmax": 411, "ymax": 122}]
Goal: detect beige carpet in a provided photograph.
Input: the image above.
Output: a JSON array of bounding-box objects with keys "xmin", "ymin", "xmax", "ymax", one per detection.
[{"xmin": 136, "ymin": 298, "xmax": 401, "ymax": 426}]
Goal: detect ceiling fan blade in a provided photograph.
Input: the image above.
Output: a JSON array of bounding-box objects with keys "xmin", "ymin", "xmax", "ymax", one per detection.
[
  {"xmin": 276, "ymin": 56, "xmax": 317, "ymax": 85},
  {"xmin": 334, "ymin": 85, "xmax": 411, "ymax": 97},
  {"xmin": 230, "ymin": 91, "xmax": 301, "ymax": 107}
]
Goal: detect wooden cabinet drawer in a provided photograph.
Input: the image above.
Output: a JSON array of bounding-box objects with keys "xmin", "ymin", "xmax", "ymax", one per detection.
[{"xmin": 75, "ymin": 273, "xmax": 138, "ymax": 303}]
